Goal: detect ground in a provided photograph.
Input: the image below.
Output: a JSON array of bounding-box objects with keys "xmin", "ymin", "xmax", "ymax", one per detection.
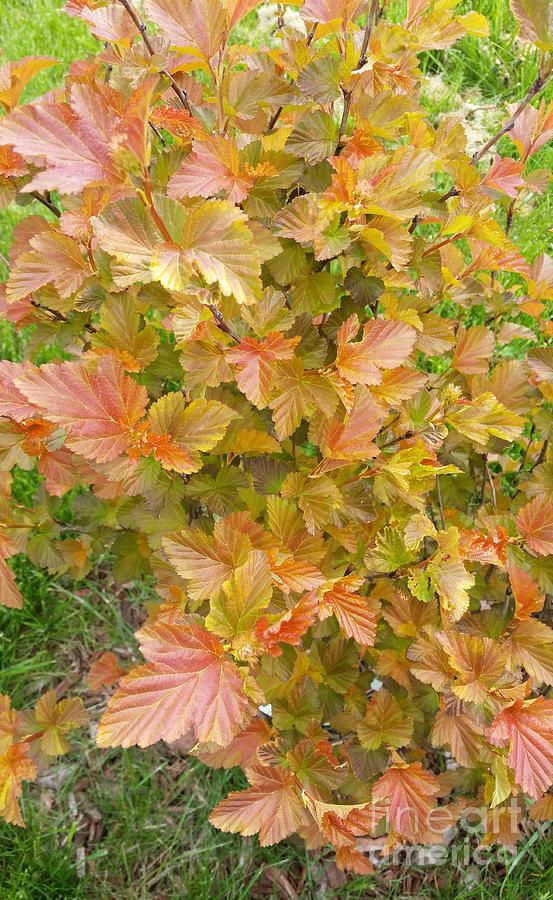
[{"xmin": 1, "ymin": 1, "xmax": 553, "ymax": 897}]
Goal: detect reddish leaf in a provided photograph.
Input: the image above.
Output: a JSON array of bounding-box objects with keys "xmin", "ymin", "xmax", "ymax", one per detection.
[
  {"xmin": 0, "ymin": 742, "xmax": 37, "ymax": 826},
  {"xmin": 227, "ymin": 333, "xmax": 300, "ymax": 408},
  {"xmin": 488, "ymin": 697, "xmax": 553, "ymax": 798},
  {"xmin": 169, "ymin": 136, "xmax": 252, "ymax": 204},
  {"xmin": 209, "ymin": 765, "xmax": 305, "ymax": 846},
  {"xmin": 255, "ymin": 593, "xmax": 318, "ymax": 656},
  {"xmin": 319, "ymin": 576, "xmax": 378, "ymax": 645},
  {"xmin": 516, "ymin": 494, "xmax": 553, "ymax": 555},
  {"xmin": 97, "ymin": 621, "xmax": 248, "ymax": 748},
  {"xmin": 0, "ymin": 558, "xmax": 23, "ymax": 611},
  {"xmin": 0, "ymin": 361, "xmax": 36, "ymax": 422},
  {"xmin": 336, "ymin": 315, "xmax": 416, "ymax": 386},
  {"xmin": 453, "ymin": 326, "xmax": 495, "ymax": 375},
  {"xmin": 481, "ymin": 156, "xmax": 525, "ymax": 198},
  {"xmin": 87, "ymin": 652, "xmax": 124, "ymax": 691},
  {"xmin": 372, "ymin": 759, "xmax": 440, "ymax": 842},
  {"xmin": 14, "ymin": 355, "xmax": 148, "ymax": 463}
]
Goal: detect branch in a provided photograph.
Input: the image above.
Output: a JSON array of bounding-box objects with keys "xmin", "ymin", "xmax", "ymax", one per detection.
[
  {"xmin": 338, "ymin": 86, "xmax": 352, "ymax": 144},
  {"xmin": 117, "ymin": 0, "xmax": 193, "ymax": 115},
  {"xmin": 209, "ymin": 305, "xmax": 240, "ymax": 342},
  {"xmin": 473, "ymin": 61, "xmax": 553, "ymax": 163},
  {"xmin": 357, "ymin": 0, "xmax": 380, "ymax": 70},
  {"xmin": 31, "ymin": 300, "xmax": 97, "ymax": 334},
  {"xmin": 266, "ymin": 25, "xmax": 316, "ymax": 132},
  {"xmin": 408, "ymin": 57, "xmax": 553, "ymax": 236},
  {"xmin": 337, "ymin": 0, "xmax": 380, "ymax": 148},
  {"xmin": 436, "ymin": 475, "xmax": 445, "ymax": 530},
  {"xmin": 30, "ymin": 190, "xmax": 61, "ymax": 218}
]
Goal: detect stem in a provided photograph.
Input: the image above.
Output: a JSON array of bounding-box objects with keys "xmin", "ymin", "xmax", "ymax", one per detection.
[
  {"xmin": 505, "ymin": 195, "xmax": 518, "ymax": 235},
  {"xmin": 436, "ymin": 476, "xmax": 445, "ymax": 529},
  {"xmin": 518, "ymin": 424, "xmax": 535, "ymax": 472},
  {"xmin": 266, "ymin": 26, "xmax": 316, "ymax": 132},
  {"xmin": 149, "ymin": 121, "xmax": 166, "ymax": 146},
  {"xmin": 31, "ymin": 300, "xmax": 97, "ymax": 334},
  {"xmin": 422, "ymin": 234, "xmax": 463, "ymax": 257},
  {"xmin": 208, "ymin": 60, "xmax": 225, "ymax": 134},
  {"xmin": 473, "ymin": 59, "xmax": 553, "ymax": 163},
  {"xmin": 30, "ymin": 191, "xmax": 61, "ymax": 218},
  {"xmin": 357, "ymin": 0, "xmax": 380, "ymax": 70},
  {"xmin": 485, "ymin": 462, "xmax": 497, "ymax": 509},
  {"xmin": 117, "ymin": 0, "xmax": 193, "ymax": 115},
  {"xmin": 209, "ymin": 305, "xmax": 240, "ymax": 342},
  {"xmin": 337, "ymin": 0, "xmax": 382, "ymax": 149},
  {"xmin": 338, "ymin": 87, "xmax": 352, "ymax": 144},
  {"xmin": 142, "ymin": 173, "xmax": 174, "ymax": 244}
]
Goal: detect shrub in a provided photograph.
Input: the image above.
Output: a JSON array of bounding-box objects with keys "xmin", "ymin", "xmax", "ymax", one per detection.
[{"xmin": 1, "ymin": 0, "xmax": 553, "ymax": 873}]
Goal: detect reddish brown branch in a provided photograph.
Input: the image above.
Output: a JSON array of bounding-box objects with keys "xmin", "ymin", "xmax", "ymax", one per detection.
[
  {"xmin": 209, "ymin": 305, "xmax": 240, "ymax": 342},
  {"xmin": 117, "ymin": 0, "xmax": 193, "ymax": 115},
  {"xmin": 473, "ymin": 62, "xmax": 553, "ymax": 163},
  {"xmin": 266, "ymin": 25, "xmax": 316, "ymax": 132},
  {"xmin": 30, "ymin": 190, "xmax": 61, "ymax": 217}
]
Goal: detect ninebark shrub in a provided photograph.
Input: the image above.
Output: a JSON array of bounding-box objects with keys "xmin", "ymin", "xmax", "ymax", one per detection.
[{"xmin": 1, "ymin": 0, "xmax": 553, "ymax": 870}]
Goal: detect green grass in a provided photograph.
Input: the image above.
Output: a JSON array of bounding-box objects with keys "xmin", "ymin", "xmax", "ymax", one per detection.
[{"xmin": 1, "ymin": 1, "xmax": 553, "ymax": 897}]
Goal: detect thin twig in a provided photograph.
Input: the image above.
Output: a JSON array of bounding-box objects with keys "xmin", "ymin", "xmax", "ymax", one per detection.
[
  {"xmin": 31, "ymin": 300, "xmax": 97, "ymax": 334},
  {"xmin": 529, "ymin": 438, "xmax": 549, "ymax": 473},
  {"xmin": 357, "ymin": 0, "xmax": 380, "ymax": 70},
  {"xmin": 209, "ymin": 305, "xmax": 240, "ymax": 341},
  {"xmin": 408, "ymin": 56, "xmax": 553, "ymax": 235},
  {"xmin": 149, "ymin": 121, "xmax": 166, "ymax": 146},
  {"xmin": 518, "ymin": 423, "xmax": 535, "ymax": 472},
  {"xmin": 117, "ymin": 0, "xmax": 193, "ymax": 115},
  {"xmin": 505, "ymin": 195, "xmax": 518, "ymax": 235},
  {"xmin": 473, "ymin": 61, "xmax": 553, "ymax": 163},
  {"xmin": 266, "ymin": 26, "xmax": 316, "ymax": 132},
  {"xmin": 338, "ymin": 86, "xmax": 352, "ymax": 143},
  {"xmin": 337, "ymin": 0, "xmax": 381, "ymax": 149},
  {"xmin": 485, "ymin": 462, "xmax": 497, "ymax": 510},
  {"xmin": 30, "ymin": 190, "xmax": 61, "ymax": 218},
  {"xmin": 436, "ymin": 476, "xmax": 445, "ymax": 530},
  {"xmin": 142, "ymin": 171, "xmax": 174, "ymax": 243}
]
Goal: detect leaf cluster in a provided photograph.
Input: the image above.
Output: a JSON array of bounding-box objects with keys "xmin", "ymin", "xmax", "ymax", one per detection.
[{"xmin": 1, "ymin": 0, "xmax": 553, "ymax": 872}]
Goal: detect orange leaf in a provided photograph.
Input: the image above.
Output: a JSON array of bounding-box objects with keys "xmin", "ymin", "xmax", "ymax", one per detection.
[
  {"xmin": 336, "ymin": 315, "xmax": 416, "ymax": 386},
  {"xmin": 507, "ymin": 562, "xmax": 545, "ymax": 620},
  {"xmin": 516, "ymin": 494, "xmax": 553, "ymax": 555},
  {"xmin": 209, "ymin": 765, "xmax": 305, "ymax": 846},
  {"xmin": 195, "ymin": 718, "xmax": 271, "ymax": 769},
  {"xmin": 97, "ymin": 621, "xmax": 248, "ymax": 748},
  {"xmin": 0, "ymin": 742, "xmax": 37, "ymax": 826},
  {"xmin": 255, "ymin": 593, "xmax": 318, "ymax": 656},
  {"xmin": 144, "ymin": 393, "xmax": 238, "ymax": 474},
  {"xmin": 0, "ymin": 695, "xmax": 18, "ymax": 754},
  {"xmin": 488, "ymin": 697, "xmax": 553, "ymax": 798},
  {"xmin": 163, "ymin": 518, "xmax": 253, "ymax": 601},
  {"xmin": 87, "ymin": 652, "xmax": 124, "ymax": 691},
  {"xmin": 453, "ymin": 326, "xmax": 495, "ymax": 375},
  {"xmin": 0, "ymin": 57, "xmax": 57, "ymax": 113},
  {"xmin": 335, "ymin": 846, "xmax": 375, "ymax": 874},
  {"xmin": 14, "ymin": 355, "xmax": 148, "ymax": 463},
  {"xmin": 0, "ymin": 557, "xmax": 22, "ymax": 610},
  {"xmin": 372, "ymin": 759, "xmax": 440, "ymax": 843},
  {"xmin": 319, "ymin": 576, "xmax": 378, "ymax": 645}
]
